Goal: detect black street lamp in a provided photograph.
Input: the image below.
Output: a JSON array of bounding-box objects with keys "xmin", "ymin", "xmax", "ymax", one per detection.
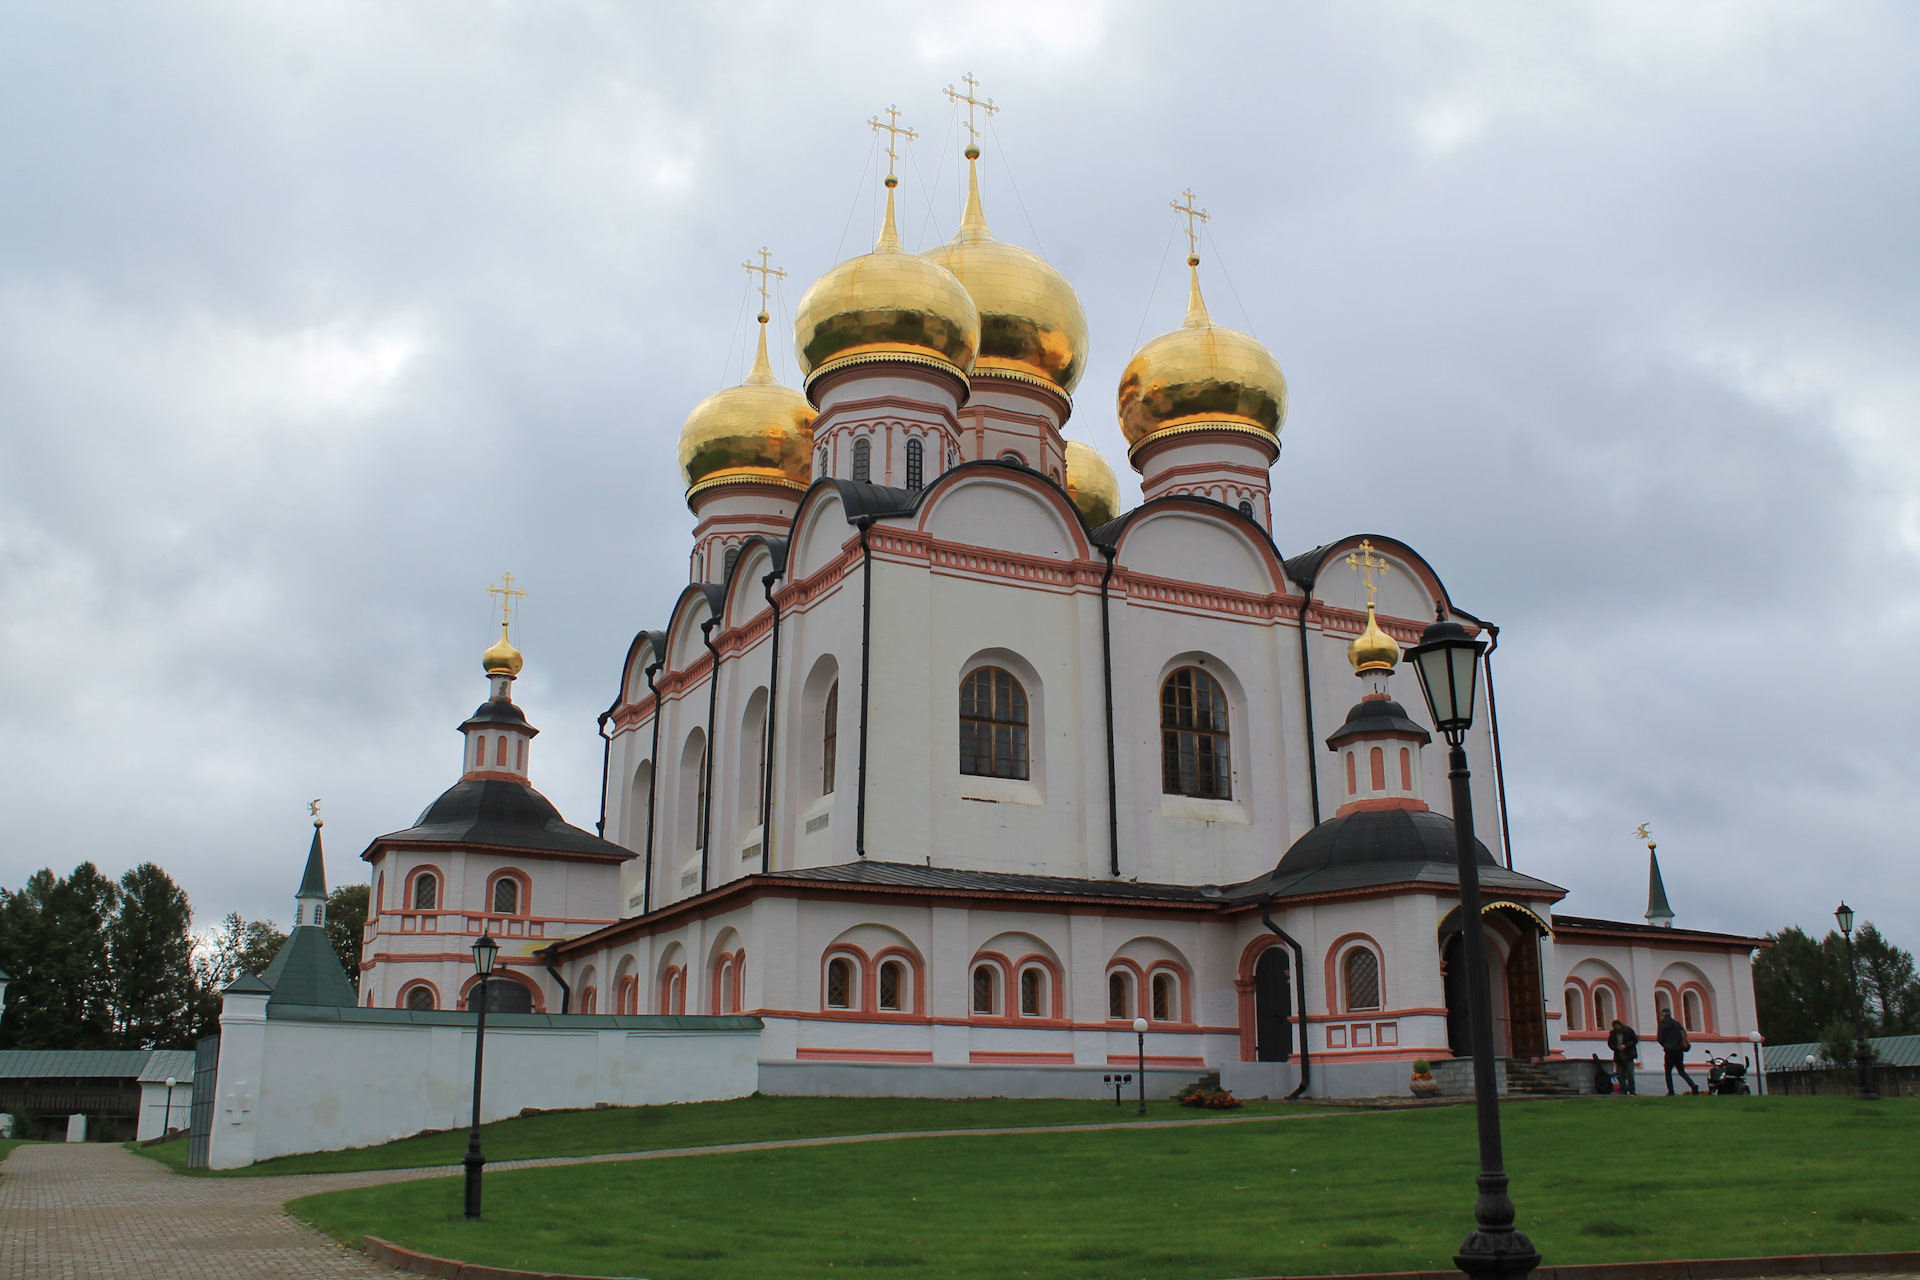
[
  {"xmin": 1407, "ymin": 614, "xmax": 1539, "ymax": 1280},
  {"xmin": 1833, "ymin": 903, "xmax": 1878, "ymax": 1101},
  {"xmin": 164, "ymin": 1075, "xmax": 179, "ymax": 1137},
  {"xmin": 1132, "ymin": 1016, "xmax": 1149, "ymax": 1116},
  {"xmin": 464, "ymin": 931, "xmax": 500, "ymax": 1220}
]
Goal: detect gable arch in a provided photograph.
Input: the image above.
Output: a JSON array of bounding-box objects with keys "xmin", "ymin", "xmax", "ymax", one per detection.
[
  {"xmin": 664, "ymin": 584, "xmax": 724, "ymax": 671},
  {"xmin": 915, "ymin": 470, "xmax": 1089, "ymax": 561},
  {"xmin": 1114, "ymin": 505, "xmax": 1278, "ymax": 594},
  {"xmin": 722, "ymin": 538, "xmax": 786, "ymax": 629}
]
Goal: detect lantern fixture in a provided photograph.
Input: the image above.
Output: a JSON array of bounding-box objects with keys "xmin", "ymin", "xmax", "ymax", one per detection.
[{"xmin": 1406, "ymin": 615, "xmax": 1486, "ymax": 744}]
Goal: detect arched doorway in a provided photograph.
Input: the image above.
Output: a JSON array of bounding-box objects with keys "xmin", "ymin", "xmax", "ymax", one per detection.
[
  {"xmin": 1439, "ymin": 902, "xmax": 1552, "ymax": 1061},
  {"xmin": 472, "ymin": 977, "xmax": 535, "ymax": 1014},
  {"xmin": 1254, "ymin": 947, "xmax": 1293, "ymax": 1062}
]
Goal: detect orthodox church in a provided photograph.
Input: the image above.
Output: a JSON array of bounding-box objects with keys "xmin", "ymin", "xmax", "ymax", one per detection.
[{"xmin": 354, "ymin": 110, "xmax": 1763, "ymax": 1096}]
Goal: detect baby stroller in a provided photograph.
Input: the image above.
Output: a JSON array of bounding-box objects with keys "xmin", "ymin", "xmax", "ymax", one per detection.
[{"xmin": 1706, "ymin": 1054, "xmax": 1751, "ymax": 1095}]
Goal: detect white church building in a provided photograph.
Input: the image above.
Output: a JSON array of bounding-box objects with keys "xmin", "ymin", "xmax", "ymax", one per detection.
[{"xmin": 351, "ymin": 135, "xmax": 1763, "ymax": 1100}]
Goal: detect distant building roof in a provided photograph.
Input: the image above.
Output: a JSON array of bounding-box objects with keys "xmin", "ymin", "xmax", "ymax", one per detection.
[
  {"xmin": 1763, "ymin": 1033, "xmax": 1920, "ymax": 1071},
  {"xmin": 0, "ymin": 1049, "xmax": 189, "ymax": 1081},
  {"xmin": 1551, "ymin": 914, "xmax": 1765, "ymax": 947},
  {"xmin": 136, "ymin": 1049, "xmax": 197, "ymax": 1084}
]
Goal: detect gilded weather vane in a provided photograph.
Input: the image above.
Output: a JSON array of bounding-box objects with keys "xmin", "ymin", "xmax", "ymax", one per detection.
[
  {"xmin": 1171, "ymin": 187, "xmax": 1210, "ymax": 261},
  {"xmin": 944, "ymin": 72, "xmax": 997, "ymax": 150},
  {"xmin": 309, "ymin": 798, "xmax": 323, "ymax": 828},
  {"xmin": 868, "ymin": 105, "xmax": 917, "ymax": 182},
  {"xmin": 1346, "ymin": 539, "xmax": 1390, "ymax": 609},
  {"xmin": 1634, "ymin": 822, "xmax": 1654, "ymax": 850},
  {"xmin": 741, "ymin": 247, "xmax": 786, "ymax": 317},
  {"xmin": 488, "ymin": 573, "xmax": 527, "ymax": 637}
]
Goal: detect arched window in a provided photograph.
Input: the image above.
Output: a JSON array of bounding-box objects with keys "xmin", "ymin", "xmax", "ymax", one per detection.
[
  {"xmin": 825, "ymin": 956, "xmax": 853, "ymax": 1009},
  {"xmin": 1400, "ymin": 748, "xmax": 1412, "ymax": 790},
  {"xmin": 1162, "ymin": 668, "xmax": 1231, "ymax": 798},
  {"xmin": 852, "ymin": 436, "xmax": 871, "ymax": 482},
  {"xmin": 1237, "ymin": 499, "xmax": 1253, "ymax": 519},
  {"xmin": 822, "ymin": 682, "xmax": 838, "ymax": 795},
  {"xmin": 515, "ymin": 737, "xmax": 525, "ymax": 771},
  {"xmin": 879, "ymin": 960, "xmax": 905, "ymax": 1012},
  {"xmin": 1564, "ymin": 987, "xmax": 1584, "ymax": 1032},
  {"xmin": 1020, "ymin": 967, "xmax": 1045, "ymax": 1016},
  {"xmin": 1343, "ymin": 948, "xmax": 1381, "ymax": 1012},
  {"xmin": 492, "ymin": 877, "xmax": 519, "ymax": 916},
  {"xmin": 1593, "ymin": 985, "xmax": 1615, "ymax": 1028},
  {"xmin": 1108, "ymin": 971, "xmax": 1132, "ymax": 1019},
  {"xmin": 666, "ymin": 971, "xmax": 684, "ymax": 1015},
  {"xmin": 1682, "ymin": 989, "xmax": 1704, "ymax": 1033},
  {"xmin": 718, "ymin": 958, "xmax": 735, "ymax": 1013},
  {"xmin": 1151, "ymin": 972, "xmax": 1177, "ymax": 1022},
  {"xmin": 413, "ymin": 873, "xmax": 438, "ymax": 910},
  {"xmin": 474, "ymin": 735, "xmax": 487, "ymax": 769},
  {"xmin": 1369, "ymin": 747, "xmax": 1385, "ymax": 791},
  {"xmin": 999, "ymin": 451, "xmax": 1024, "ymax": 466},
  {"xmin": 1345, "ymin": 752, "xmax": 1357, "ymax": 795},
  {"xmin": 971, "ymin": 964, "xmax": 997, "ymax": 1014},
  {"xmin": 695, "ymin": 743, "xmax": 709, "ymax": 851},
  {"xmin": 905, "ymin": 438, "xmax": 924, "ymax": 490},
  {"xmin": 405, "ymin": 985, "xmax": 435, "ymax": 1011},
  {"xmin": 1655, "ymin": 989, "xmax": 1674, "ymax": 1021},
  {"xmin": 496, "ymin": 736, "xmax": 509, "ymax": 766},
  {"xmin": 959, "ymin": 667, "xmax": 1029, "ymax": 779},
  {"xmin": 723, "ymin": 545, "xmax": 739, "ymax": 579},
  {"xmin": 580, "ymin": 987, "xmax": 597, "ymax": 1014},
  {"xmin": 817, "ymin": 448, "xmax": 827, "ymax": 478}
]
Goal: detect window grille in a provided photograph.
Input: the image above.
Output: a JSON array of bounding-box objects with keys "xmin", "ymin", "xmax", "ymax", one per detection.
[
  {"xmin": 906, "ymin": 438, "xmax": 924, "ymax": 490},
  {"xmin": 826, "ymin": 957, "xmax": 852, "ymax": 1009},
  {"xmin": 1160, "ymin": 667, "xmax": 1231, "ymax": 798},
  {"xmin": 1238, "ymin": 499, "xmax": 1253, "ymax": 519},
  {"xmin": 972, "ymin": 965, "xmax": 996, "ymax": 1014},
  {"xmin": 724, "ymin": 546, "xmax": 739, "ymax": 579},
  {"xmin": 1108, "ymin": 972, "xmax": 1129, "ymax": 1019},
  {"xmin": 1151, "ymin": 972, "xmax": 1175, "ymax": 1021},
  {"xmin": 879, "ymin": 961, "xmax": 903, "ymax": 1011},
  {"xmin": 852, "ymin": 437, "xmax": 871, "ymax": 482},
  {"xmin": 959, "ymin": 667, "xmax": 1029, "ymax": 779},
  {"xmin": 1343, "ymin": 948, "xmax": 1381, "ymax": 1012},
  {"xmin": 822, "ymin": 682, "xmax": 838, "ymax": 795},
  {"xmin": 492, "ymin": 878, "xmax": 519, "ymax": 916},
  {"xmin": 406, "ymin": 986, "xmax": 435, "ymax": 1011},
  {"xmin": 1020, "ymin": 968, "xmax": 1043, "ymax": 1016},
  {"xmin": 413, "ymin": 874, "xmax": 438, "ymax": 910}
]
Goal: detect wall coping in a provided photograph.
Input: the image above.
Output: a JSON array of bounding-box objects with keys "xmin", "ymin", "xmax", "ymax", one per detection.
[{"xmin": 268, "ymin": 1005, "xmax": 762, "ymax": 1032}]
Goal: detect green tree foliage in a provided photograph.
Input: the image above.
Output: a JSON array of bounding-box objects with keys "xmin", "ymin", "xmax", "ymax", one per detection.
[
  {"xmin": 1819, "ymin": 1018, "xmax": 1862, "ymax": 1067},
  {"xmin": 191, "ymin": 913, "xmax": 289, "ymax": 1038},
  {"xmin": 108, "ymin": 863, "xmax": 200, "ymax": 1049},
  {"xmin": 1756, "ymin": 921, "xmax": 1920, "ymax": 1045},
  {"xmin": 0, "ymin": 864, "xmax": 121, "ymax": 1050},
  {"xmin": 1853, "ymin": 923, "xmax": 1920, "ymax": 1035},
  {"xmin": 325, "ymin": 884, "xmax": 369, "ymax": 994}
]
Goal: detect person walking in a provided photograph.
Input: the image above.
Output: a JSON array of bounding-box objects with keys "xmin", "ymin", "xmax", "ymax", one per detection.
[
  {"xmin": 1657, "ymin": 1009, "xmax": 1698, "ymax": 1095},
  {"xmin": 1606, "ymin": 1018, "xmax": 1640, "ymax": 1094}
]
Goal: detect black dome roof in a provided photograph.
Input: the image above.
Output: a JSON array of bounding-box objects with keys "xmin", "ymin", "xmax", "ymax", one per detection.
[
  {"xmin": 370, "ymin": 778, "xmax": 633, "ymax": 861},
  {"xmin": 1276, "ymin": 806, "xmax": 1497, "ymax": 877},
  {"xmin": 460, "ymin": 698, "xmax": 533, "ymax": 731},
  {"xmin": 1324, "ymin": 697, "xmax": 1430, "ymax": 749}
]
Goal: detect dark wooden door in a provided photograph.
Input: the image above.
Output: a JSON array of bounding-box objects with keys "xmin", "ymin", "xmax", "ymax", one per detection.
[
  {"xmin": 1506, "ymin": 932, "xmax": 1545, "ymax": 1060},
  {"xmin": 1254, "ymin": 947, "xmax": 1293, "ymax": 1062},
  {"xmin": 1443, "ymin": 935, "xmax": 1471, "ymax": 1058}
]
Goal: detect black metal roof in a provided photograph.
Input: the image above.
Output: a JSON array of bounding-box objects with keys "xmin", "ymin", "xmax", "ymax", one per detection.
[
  {"xmin": 459, "ymin": 697, "xmax": 533, "ymax": 731},
  {"xmin": 1233, "ymin": 807, "xmax": 1565, "ymax": 902},
  {"xmin": 367, "ymin": 778, "xmax": 634, "ymax": 861},
  {"xmin": 771, "ymin": 861, "xmax": 1221, "ymax": 903},
  {"xmin": 1324, "ymin": 697, "xmax": 1431, "ymax": 750}
]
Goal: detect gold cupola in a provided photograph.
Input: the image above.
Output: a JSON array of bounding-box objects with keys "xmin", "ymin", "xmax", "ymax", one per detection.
[
  {"xmin": 482, "ymin": 622, "xmax": 524, "ymax": 678},
  {"xmin": 678, "ymin": 309, "xmax": 817, "ymax": 499},
  {"xmin": 1063, "ymin": 440, "xmax": 1120, "ymax": 527},
  {"xmin": 793, "ymin": 159, "xmax": 980, "ymax": 387},
  {"xmin": 1348, "ymin": 604, "xmax": 1400, "ymax": 674},
  {"xmin": 921, "ymin": 144, "xmax": 1088, "ymax": 394},
  {"xmin": 1117, "ymin": 252, "xmax": 1287, "ymax": 452}
]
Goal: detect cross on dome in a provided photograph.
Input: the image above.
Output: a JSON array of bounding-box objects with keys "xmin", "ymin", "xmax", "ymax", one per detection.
[
  {"xmin": 868, "ymin": 105, "xmax": 917, "ymax": 183},
  {"xmin": 1171, "ymin": 188, "xmax": 1209, "ymax": 263},
  {"xmin": 741, "ymin": 247, "xmax": 786, "ymax": 320},
  {"xmin": 1345, "ymin": 539, "xmax": 1390, "ymax": 608},
  {"xmin": 488, "ymin": 572, "xmax": 527, "ymax": 633},
  {"xmin": 945, "ymin": 72, "xmax": 997, "ymax": 155}
]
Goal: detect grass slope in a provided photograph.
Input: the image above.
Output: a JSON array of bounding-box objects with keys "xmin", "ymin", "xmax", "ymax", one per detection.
[
  {"xmin": 293, "ymin": 1098, "xmax": 1920, "ymax": 1280},
  {"xmin": 131, "ymin": 1094, "xmax": 1310, "ymax": 1177}
]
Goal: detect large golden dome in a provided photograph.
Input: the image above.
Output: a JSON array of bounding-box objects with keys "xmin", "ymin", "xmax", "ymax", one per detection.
[
  {"xmin": 794, "ymin": 180, "xmax": 980, "ymax": 385},
  {"xmin": 921, "ymin": 151, "xmax": 1088, "ymax": 394},
  {"xmin": 678, "ymin": 317, "xmax": 817, "ymax": 496},
  {"xmin": 1117, "ymin": 260, "xmax": 1287, "ymax": 448},
  {"xmin": 1063, "ymin": 440, "xmax": 1120, "ymax": 527}
]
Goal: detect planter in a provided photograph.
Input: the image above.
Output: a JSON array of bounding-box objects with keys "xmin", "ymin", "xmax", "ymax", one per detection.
[{"xmin": 1410, "ymin": 1076, "xmax": 1439, "ymax": 1098}]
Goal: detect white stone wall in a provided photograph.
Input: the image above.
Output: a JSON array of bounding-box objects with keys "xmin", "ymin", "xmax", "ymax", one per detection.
[{"xmin": 136, "ymin": 1081, "xmax": 193, "ymax": 1141}]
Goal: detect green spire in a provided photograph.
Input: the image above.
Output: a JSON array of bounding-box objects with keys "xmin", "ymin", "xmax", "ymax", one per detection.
[
  {"xmin": 258, "ymin": 927, "xmax": 358, "ymax": 1008},
  {"xmin": 1646, "ymin": 848, "xmax": 1674, "ymax": 927},
  {"xmin": 298, "ymin": 821, "xmax": 327, "ymax": 900}
]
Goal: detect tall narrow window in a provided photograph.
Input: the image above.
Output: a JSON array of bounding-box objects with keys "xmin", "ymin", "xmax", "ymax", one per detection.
[
  {"xmin": 1682, "ymin": 989, "xmax": 1703, "ymax": 1033},
  {"xmin": 496, "ymin": 736, "xmax": 509, "ymax": 766},
  {"xmin": 1400, "ymin": 747, "xmax": 1412, "ymax": 791},
  {"xmin": 905, "ymin": 438, "xmax": 924, "ymax": 490},
  {"xmin": 1563, "ymin": 987, "xmax": 1584, "ymax": 1032},
  {"xmin": 1108, "ymin": 972, "xmax": 1130, "ymax": 1019},
  {"xmin": 1593, "ymin": 986, "xmax": 1615, "ymax": 1027},
  {"xmin": 724, "ymin": 546, "xmax": 739, "ymax": 579},
  {"xmin": 1370, "ymin": 747, "xmax": 1386, "ymax": 791},
  {"xmin": 821, "ymin": 682, "xmax": 839, "ymax": 795},
  {"xmin": 1343, "ymin": 948, "xmax": 1381, "ymax": 1012},
  {"xmin": 879, "ymin": 960, "xmax": 903, "ymax": 1012},
  {"xmin": 817, "ymin": 448, "xmax": 827, "ymax": 478},
  {"xmin": 492, "ymin": 878, "xmax": 519, "ymax": 915},
  {"xmin": 413, "ymin": 873, "xmax": 438, "ymax": 910},
  {"xmin": 475, "ymin": 736, "xmax": 487, "ymax": 768},
  {"xmin": 972, "ymin": 964, "xmax": 996, "ymax": 1014},
  {"xmin": 695, "ymin": 744, "xmax": 709, "ymax": 850},
  {"xmin": 1020, "ymin": 968, "xmax": 1044, "ymax": 1016},
  {"xmin": 1346, "ymin": 752, "xmax": 1356, "ymax": 795},
  {"xmin": 1151, "ymin": 972, "xmax": 1175, "ymax": 1021},
  {"xmin": 1161, "ymin": 668, "xmax": 1231, "ymax": 798},
  {"xmin": 959, "ymin": 667, "xmax": 1029, "ymax": 779},
  {"xmin": 852, "ymin": 436, "xmax": 871, "ymax": 482},
  {"xmin": 1237, "ymin": 499, "xmax": 1253, "ymax": 519},
  {"xmin": 515, "ymin": 738, "xmax": 525, "ymax": 771},
  {"xmin": 826, "ymin": 957, "xmax": 853, "ymax": 1009}
]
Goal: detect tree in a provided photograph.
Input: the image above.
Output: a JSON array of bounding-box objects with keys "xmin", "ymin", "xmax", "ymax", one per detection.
[
  {"xmin": 0, "ymin": 864, "xmax": 120, "ymax": 1050},
  {"xmin": 190, "ymin": 913, "xmax": 288, "ymax": 1039},
  {"xmin": 108, "ymin": 863, "xmax": 199, "ymax": 1049},
  {"xmin": 324, "ymin": 884, "xmax": 369, "ymax": 994},
  {"xmin": 1853, "ymin": 923, "xmax": 1920, "ymax": 1035},
  {"xmin": 1755, "ymin": 920, "xmax": 1920, "ymax": 1045}
]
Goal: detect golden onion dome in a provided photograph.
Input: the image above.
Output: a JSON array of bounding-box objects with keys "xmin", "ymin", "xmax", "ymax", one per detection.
[
  {"xmin": 1348, "ymin": 603, "xmax": 1400, "ymax": 674},
  {"xmin": 482, "ymin": 623, "xmax": 524, "ymax": 677},
  {"xmin": 921, "ymin": 149, "xmax": 1088, "ymax": 394},
  {"xmin": 1117, "ymin": 258, "xmax": 1288, "ymax": 449},
  {"xmin": 793, "ymin": 177, "xmax": 980, "ymax": 385},
  {"xmin": 678, "ymin": 316, "xmax": 817, "ymax": 496},
  {"xmin": 1063, "ymin": 440, "xmax": 1120, "ymax": 527}
]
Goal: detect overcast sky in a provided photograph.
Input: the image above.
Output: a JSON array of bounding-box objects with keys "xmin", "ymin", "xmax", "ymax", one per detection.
[{"xmin": 3, "ymin": 1, "xmax": 1915, "ymax": 953}]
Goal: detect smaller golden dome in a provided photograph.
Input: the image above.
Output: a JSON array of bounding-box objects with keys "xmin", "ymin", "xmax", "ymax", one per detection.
[
  {"xmin": 1117, "ymin": 260, "xmax": 1288, "ymax": 448},
  {"xmin": 793, "ymin": 179, "xmax": 980, "ymax": 385},
  {"xmin": 1348, "ymin": 604, "xmax": 1400, "ymax": 673},
  {"xmin": 678, "ymin": 317, "xmax": 817, "ymax": 496},
  {"xmin": 921, "ymin": 154, "xmax": 1088, "ymax": 393},
  {"xmin": 483, "ymin": 623, "xmax": 524, "ymax": 677},
  {"xmin": 1064, "ymin": 440, "xmax": 1120, "ymax": 527}
]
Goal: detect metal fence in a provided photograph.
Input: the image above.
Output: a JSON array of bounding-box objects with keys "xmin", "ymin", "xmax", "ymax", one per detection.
[
  {"xmin": 1761, "ymin": 1063, "xmax": 1920, "ymax": 1097},
  {"xmin": 186, "ymin": 1035, "xmax": 219, "ymax": 1170}
]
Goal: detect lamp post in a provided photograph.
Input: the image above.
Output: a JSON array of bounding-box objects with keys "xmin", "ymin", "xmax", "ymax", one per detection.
[
  {"xmin": 1407, "ymin": 614, "xmax": 1539, "ymax": 1280},
  {"xmin": 0, "ymin": 965, "xmax": 10, "ymax": 1032},
  {"xmin": 1748, "ymin": 1032, "xmax": 1764, "ymax": 1096},
  {"xmin": 1833, "ymin": 903, "xmax": 1878, "ymax": 1101},
  {"xmin": 1132, "ymin": 1017, "xmax": 1149, "ymax": 1116},
  {"xmin": 163, "ymin": 1076, "xmax": 178, "ymax": 1136},
  {"xmin": 464, "ymin": 931, "xmax": 500, "ymax": 1219}
]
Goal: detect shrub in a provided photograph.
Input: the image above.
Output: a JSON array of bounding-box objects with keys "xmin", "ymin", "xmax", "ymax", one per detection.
[
  {"xmin": 1177, "ymin": 1088, "xmax": 1243, "ymax": 1110},
  {"xmin": 1411, "ymin": 1059, "xmax": 1432, "ymax": 1075}
]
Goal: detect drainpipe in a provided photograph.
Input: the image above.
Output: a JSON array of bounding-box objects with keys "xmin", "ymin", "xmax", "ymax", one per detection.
[
  {"xmin": 700, "ymin": 616, "xmax": 722, "ymax": 894},
  {"xmin": 1259, "ymin": 898, "xmax": 1312, "ymax": 1100},
  {"xmin": 1098, "ymin": 544, "xmax": 1121, "ymax": 878},
  {"xmin": 854, "ymin": 516, "xmax": 875, "ymax": 860},
  {"xmin": 541, "ymin": 944, "xmax": 572, "ymax": 1015},
  {"xmin": 594, "ymin": 713, "xmax": 613, "ymax": 837},
  {"xmin": 1483, "ymin": 622, "xmax": 1514, "ymax": 870},
  {"xmin": 760, "ymin": 568, "xmax": 784, "ymax": 875},
  {"xmin": 641, "ymin": 661, "xmax": 664, "ymax": 916},
  {"xmin": 1294, "ymin": 583, "xmax": 1322, "ymax": 825}
]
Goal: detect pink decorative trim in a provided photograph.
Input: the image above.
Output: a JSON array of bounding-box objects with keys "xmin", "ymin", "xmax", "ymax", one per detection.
[{"xmin": 795, "ymin": 1047, "xmax": 935, "ymax": 1063}]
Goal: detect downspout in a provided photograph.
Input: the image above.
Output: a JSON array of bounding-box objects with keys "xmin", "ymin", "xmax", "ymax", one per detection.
[
  {"xmin": 854, "ymin": 516, "xmax": 875, "ymax": 860},
  {"xmin": 641, "ymin": 661, "xmax": 664, "ymax": 916},
  {"xmin": 541, "ymin": 944, "xmax": 572, "ymax": 1015},
  {"xmin": 1483, "ymin": 622, "xmax": 1514, "ymax": 871},
  {"xmin": 760, "ymin": 568, "xmax": 784, "ymax": 875},
  {"xmin": 700, "ymin": 616, "xmax": 722, "ymax": 894},
  {"xmin": 1098, "ymin": 544, "xmax": 1121, "ymax": 878},
  {"xmin": 1259, "ymin": 898, "xmax": 1313, "ymax": 1100},
  {"xmin": 1294, "ymin": 581, "xmax": 1323, "ymax": 825},
  {"xmin": 594, "ymin": 713, "xmax": 613, "ymax": 837}
]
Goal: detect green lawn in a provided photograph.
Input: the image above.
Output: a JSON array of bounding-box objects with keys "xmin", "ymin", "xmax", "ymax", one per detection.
[
  {"xmin": 292, "ymin": 1097, "xmax": 1920, "ymax": 1280},
  {"xmin": 130, "ymin": 1094, "xmax": 1313, "ymax": 1177},
  {"xmin": 0, "ymin": 1138, "xmax": 30, "ymax": 1163}
]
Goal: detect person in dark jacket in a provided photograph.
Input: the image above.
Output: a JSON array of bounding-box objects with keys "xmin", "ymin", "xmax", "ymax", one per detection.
[
  {"xmin": 1606, "ymin": 1019, "xmax": 1640, "ymax": 1094},
  {"xmin": 1656, "ymin": 1011, "xmax": 1698, "ymax": 1095}
]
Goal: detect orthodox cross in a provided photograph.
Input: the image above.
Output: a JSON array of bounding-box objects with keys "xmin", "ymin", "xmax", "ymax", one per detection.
[
  {"xmin": 741, "ymin": 247, "xmax": 786, "ymax": 316},
  {"xmin": 488, "ymin": 573, "xmax": 527, "ymax": 634},
  {"xmin": 944, "ymin": 73, "xmax": 997, "ymax": 148},
  {"xmin": 868, "ymin": 105, "xmax": 917, "ymax": 180},
  {"xmin": 1171, "ymin": 187, "xmax": 1210, "ymax": 259},
  {"xmin": 1345, "ymin": 538, "xmax": 1390, "ymax": 608}
]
